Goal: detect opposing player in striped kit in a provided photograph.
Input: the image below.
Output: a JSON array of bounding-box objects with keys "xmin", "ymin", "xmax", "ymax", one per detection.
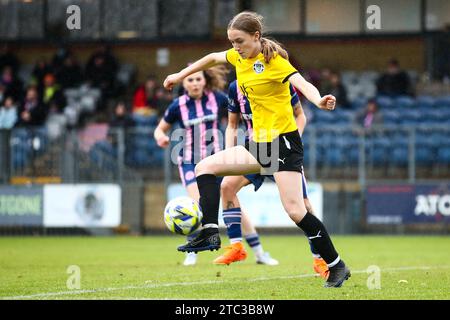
[{"xmin": 154, "ymin": 67, "xmax": 277, "ymax": 266}]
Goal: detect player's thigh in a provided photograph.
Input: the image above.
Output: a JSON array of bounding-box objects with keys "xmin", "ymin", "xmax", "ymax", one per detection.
[
  {"xmin": 196, "ymin": 146, "xmax": 261, "ymax": 176},
  {"xmin": 273, "ymin": 171, "xmax": 307, "ymax": 222}
]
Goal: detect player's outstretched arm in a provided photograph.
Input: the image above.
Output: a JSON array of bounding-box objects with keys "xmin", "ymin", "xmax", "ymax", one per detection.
[
  {"xmin": 163, "ymin": 51, "xmax": 228, "ymax": 90},
  {"xmin": 154, "ymin": 119, "xmax": 172, "ymax": 148},
  {"xmin": 289, "ymin": 73, "xmax": 336, "ymax": 111}
]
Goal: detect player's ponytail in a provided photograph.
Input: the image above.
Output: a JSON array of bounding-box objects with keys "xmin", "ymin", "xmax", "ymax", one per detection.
[{"xmin": 260, "ymin": 37, "xmax": 289, "ymax": 63}]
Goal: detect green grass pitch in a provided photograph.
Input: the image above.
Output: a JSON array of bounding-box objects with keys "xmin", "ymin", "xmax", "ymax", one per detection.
[{"xmin": 0, "ymin": 235, "xmax": 449, "ymax": 300}]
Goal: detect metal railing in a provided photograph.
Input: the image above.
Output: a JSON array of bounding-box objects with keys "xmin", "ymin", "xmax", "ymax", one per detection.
[{"xmin": 1, "ymin": 125, "xmax": 449, "ymax": 186}]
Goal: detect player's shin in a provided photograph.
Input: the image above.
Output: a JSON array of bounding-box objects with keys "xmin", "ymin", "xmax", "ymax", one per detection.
[
  {"xmin": 296, "ymin": 212, "xmax": 340, "ymax": 267},
  {"xmin": 196, "ymin": 174, "xmax": 220, "ymax": 228}
]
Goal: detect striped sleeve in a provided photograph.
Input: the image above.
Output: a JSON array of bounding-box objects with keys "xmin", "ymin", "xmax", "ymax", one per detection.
[
  {"xmin": 227, "ymin": 81, "xmax": 240, "ymax": 113},
  {"xmin": 163, "ymin": 99, "xmax": 180, "ymax": 124}
]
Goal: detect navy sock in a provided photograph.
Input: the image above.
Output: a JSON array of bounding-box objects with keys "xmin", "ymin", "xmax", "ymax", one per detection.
[
  {"xmin": 223, "ymin": 208, "xmax": 242, "ymax": 243},
  {"xmin": 308, "ymin": 239, "xmax": 321, "ymax": 258}
]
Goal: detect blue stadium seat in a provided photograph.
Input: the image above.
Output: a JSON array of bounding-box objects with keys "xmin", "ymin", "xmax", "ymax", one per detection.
[
  {"xmin": 394, "ymin": 95, "xmax": 416, "ymax": 109},
  {"xmin": 400, "ymin": 109, "xmax": 421, "ymax": 124},
  {"xmin": 348, "ymin": 147, "xmax": 360, "ymax": 165},
  {"xmin": 351, "ymin": 97, "xmax": 368, "ymax": 110},
  {"xmin": 376, "ymin": 96, "xmax": 394, "ymax": 109},
  {"xmin": 391, "ymin": 147, "xmax": 409, "ymax": 166},
  {"xmin": 324, "ymin": 148, "xmax": 345, "ymax": 166},
  {"xmin": 333, "ymin": 110, "xmax": 352, "ymax": 124},
  {"xmin": 314, "ymin": 111, "xmax": 335, "ymax": 125},
  {"xmin": 382, "ymin": 110, "xmax": 400, "ymax": 125},
  {"xmin": 437, "ymin": 147, "xmax": 450, "ymax": 165},
  {"xmin": 416, "ymin": 96, "xmax": 435, "ymax": 109},
  {"xmin": 433, "ymin": 96, "xmax": 450, "ymax": 109},
  {"xmin": 415, "ymin": 146, "xmax": 435, "ymax": 166}
]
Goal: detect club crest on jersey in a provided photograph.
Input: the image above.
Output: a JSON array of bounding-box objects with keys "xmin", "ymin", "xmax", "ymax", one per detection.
[{"xmin": 253, "ymin": 60, "xmax": 265, "ymax": 74}]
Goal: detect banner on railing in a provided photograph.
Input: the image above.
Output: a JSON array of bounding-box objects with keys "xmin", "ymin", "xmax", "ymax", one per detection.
[
  {"xmin": 43, "ymin": 184, "xmax": 121, "ymax": 227},
  {"xmin": 168, "ymin": 181, "xmax": 323, "ymax": 227},
  {"xmin": 0, "ymin": 186, "xmax": 43, "ymax": 226},
  {"xmin": 366, "ymin": 183, "xmax": 450, "ymax": 224}
]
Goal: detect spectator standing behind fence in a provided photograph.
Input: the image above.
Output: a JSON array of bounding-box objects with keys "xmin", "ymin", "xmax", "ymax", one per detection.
[
  {"xmin": 86, "ymin": 45, "xmax": 119, "ymax": 100},
  {"xmin": 109, "ymin": 101, "xmax": 135, "ymax": 129},
  {"xmin": 354, "ymin": 98, "xmax": 383, "ymax": 129},
  {"xmin": 1, "ymin": 66, "xmax": 23, "ymax": 102},
  {"xmin": 107, "ymin": 101, "xmax": 135, "ymax": 146},
  {"xmin": 0, "ymin": 44, "xmax": 19, "ymax": 75},
  {"xmin": 0, "ymin": 96, "xmax": 18, "ymax": 129},
  {"xmin": 376, "ymin": 58, "xmax": 412, "ymax": 96},
  {"xmin": 132, "ymin": 75, "xmax": 160, "ymax": 116},
  {"xmin": 56, "ymin": 55, "xmax": 84, "ymax": 90},
  {"xmin": 41, "ymin": 73, "xmax": 66, "ymax": 113},
  {"xmin": 320, "ymin": 69, "xmax": 349, "ymax": 108},
  {"xmin": 32, "ymin": 58, "xmax": 53, "ymax": 92},
  {"xmin": 15, "ymin": 87, "xmax": 46, "ymax": 127}
]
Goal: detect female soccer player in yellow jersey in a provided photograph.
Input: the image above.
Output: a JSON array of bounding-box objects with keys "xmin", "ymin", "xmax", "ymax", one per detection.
[{"xmin": 163, "ymin": 11, "xmax": 350, "ymax": 288}]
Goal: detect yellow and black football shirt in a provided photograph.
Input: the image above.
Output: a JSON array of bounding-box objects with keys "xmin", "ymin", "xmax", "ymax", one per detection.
[{"xmin": 226, "ymin": 48, "xmax": 299, "ymax": 142}]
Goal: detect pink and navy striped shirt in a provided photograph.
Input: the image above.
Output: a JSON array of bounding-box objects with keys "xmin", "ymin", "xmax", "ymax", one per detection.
[{"xmin": 164, "ymin": 90, "xmax": 229, "ymax": 164}]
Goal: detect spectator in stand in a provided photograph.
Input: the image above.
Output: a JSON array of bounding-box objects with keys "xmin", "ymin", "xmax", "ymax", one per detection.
[
  {"xmin": 0, "ymin": 44, "xmax": 19, "ymax": 75},
  {"xmin": 109, "ymin": 101, "xmax": 135, "ymax": 129},
  {"xmin": 41, "ymin": 73, "xmax": 66, "ymax": 113},
  {"xmin": 107, "ymin": 101, "xmax": 135, "ymax": 146},
  {"xmin": 329, "ymin": 72, "xmax": 349, "ymax": 108},
  {"xmin": 32, "ymin": 58, "xmax": 53, "ymax": 92},
  {"xmin": 1, "ymin": 66, "xmax": 23, "ymax": 102},
  {"xmin": 85, "ymin": 45, "xmax": 118, "ymax": 98},
  {"xmin": 51, "ymin": 45, "xmax": 71, "ymax": 75},
  {"xmin": 320, "ymin": 69, "xmax": 349, "ymax": 107},
  {"xmin": 132, "ymin": 75, "xmax": 160, "ymax": 115},
  {"xmin": 0, "ymin": 96, "xmax": 18, "ymax": 129},
  {"xmin": 376, "ymin": 58, "xmax": 412, "ymax": 96},
  {"xmin": 354, "ymin": 98, "xmax": 383, "ymax": 129},
  {"xmin": 16, "ymin": 87, "xmax": 47, "ymax": 127},
  {"xmin": 56, "ymin": 55, "xmax": 84, "ymax": 89}
]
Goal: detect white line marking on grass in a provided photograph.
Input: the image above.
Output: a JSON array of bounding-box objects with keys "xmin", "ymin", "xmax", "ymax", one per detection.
[{"xmin": 3, "ymin": 265, "xmax": 448, "ymax": 300}]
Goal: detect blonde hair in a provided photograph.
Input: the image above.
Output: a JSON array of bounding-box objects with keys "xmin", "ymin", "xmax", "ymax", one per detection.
[
  {"xmin": 185, "ymin": 63, "xmax": 229, "ymax": 92},
  {"xmin": 228, "ymin": 11, "xmax": 288, "ymax": 63},
  {"xmin": 204, "ymin": 65, "xmax": 229, "ymax": 92}
]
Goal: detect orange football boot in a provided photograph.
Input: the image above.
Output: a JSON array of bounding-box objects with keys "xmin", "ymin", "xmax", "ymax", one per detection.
[
  {"xmin": 313, "ymin": 258, "xmax": 330, "ymax": 279},
  {"xmin": 213, "ymin": 242, "xmax": 247, "ymax": 265}
]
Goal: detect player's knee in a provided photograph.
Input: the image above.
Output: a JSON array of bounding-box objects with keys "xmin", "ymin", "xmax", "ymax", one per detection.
[
  {"xmin": 195, "ymin": 160, "xmax": 214, "ymax": 176},
  {"xmin": 220, "ymin": 180, "xmax": 233, "ymax": 199},
  {"xmin": 283, "ymin": 199, "xmax": 307, "ymax": 223},
  {"xmin": 220, "ymin": 180, "xmax": 237, "ymax": 199}
]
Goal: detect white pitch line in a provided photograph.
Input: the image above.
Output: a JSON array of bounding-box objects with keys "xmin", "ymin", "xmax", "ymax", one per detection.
[{"xmin": 2, "ymin": 265, "xmax": 448, "ymax": 300}]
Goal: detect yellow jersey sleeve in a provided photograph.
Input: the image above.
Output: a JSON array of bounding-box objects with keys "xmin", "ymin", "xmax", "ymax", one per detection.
[
  {"xmin": 269, "ymin": 54, "xmax": 298, "ymax": 83},
  {"xmin": 226, "ymin": 48, "xmax": 239, "ymax": 67}
]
